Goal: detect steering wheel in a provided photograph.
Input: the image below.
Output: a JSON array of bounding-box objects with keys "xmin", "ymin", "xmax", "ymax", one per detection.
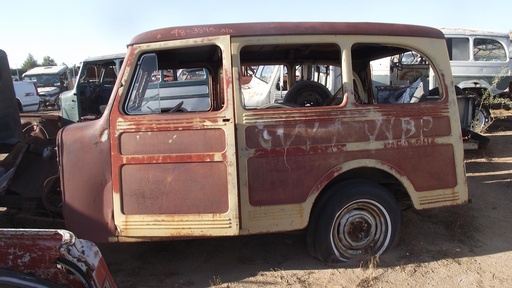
[
  {"xmin": 393, "ymin": 61, "xmax": 403, "ymax": 71},
  {"xmin": 169, "ymin": 101, "xmax": 184, "ymax": 112}
]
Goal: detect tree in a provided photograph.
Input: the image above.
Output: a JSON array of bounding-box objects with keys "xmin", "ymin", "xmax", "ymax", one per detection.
[
  {"xmin": 21, "ymin": 54, "xmax": 38, "ymax": 71},
  {"xmin": 41, "ymin": 56, "xmax": 57, "ymax": 66}
]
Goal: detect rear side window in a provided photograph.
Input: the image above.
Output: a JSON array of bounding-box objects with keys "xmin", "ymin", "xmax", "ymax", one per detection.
[
  {"xmin": 446, "ymin": 38, "xmax": 470, "ymax": 61},
  {"xmin": 366, "ymin": 44, "xmax": 442, "ymax": 104},
  {"xmin": 473, "ymin": 38, "xmax": 507, "ymax": 61},
  {"xmin": 239, "ymin": 43, "xmax": 343, "ymax": 109}
]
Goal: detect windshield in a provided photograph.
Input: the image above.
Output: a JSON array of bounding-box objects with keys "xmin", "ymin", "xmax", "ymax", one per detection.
[
  {"xmin": 24, "ymin": 75, "xmax": 60, "ymax": 86},
  {"xmin": 254, "ymin": 65, "xmax": 277, "ymax": 84}
]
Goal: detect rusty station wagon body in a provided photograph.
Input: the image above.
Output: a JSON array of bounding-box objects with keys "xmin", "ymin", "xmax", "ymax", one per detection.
[{"xmin": 57, "ymin": 22, "xmax": 468, "ymax": 262}]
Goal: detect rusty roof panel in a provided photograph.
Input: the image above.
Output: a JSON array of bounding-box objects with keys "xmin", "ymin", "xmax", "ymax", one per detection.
[{"xmin": 129, "ymin": 22, "xmax": 445, "ymax": 46}]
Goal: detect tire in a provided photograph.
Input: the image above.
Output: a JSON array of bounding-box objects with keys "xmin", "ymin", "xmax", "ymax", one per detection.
[
  {"xmin": 470, "ymin": 106, "xmax": 491, "ymax": 133},
  {"xmin": 309, "ymin": 181, "xmax": 401, "ymax": 262},
  {"xmin": 43, "ymin": 175, "xmax": 62, "ymax": 215},
  {"xmin": 283, "ymin": 81, "xmax": 331, "ymax": 107}
]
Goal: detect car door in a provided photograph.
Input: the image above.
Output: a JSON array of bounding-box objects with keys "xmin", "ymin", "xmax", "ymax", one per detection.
[{"xmin": 109, "ymin": 37, "xmax": 240, "ymax": 239}]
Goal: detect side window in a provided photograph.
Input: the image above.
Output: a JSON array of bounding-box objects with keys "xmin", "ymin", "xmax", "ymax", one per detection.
[
  {"xmin": 473, "ymin": 38, "xmax": 507, "ymax": 61},
  {"xmin": 446, "ymin": 38, "xmax": 470, "ymax": 61},
  {"xmin": 126, "ymin": 54, "xmax": 158, "ymax": 114},
  {"xmin": 366, "ymin": 44, "xmax": 441, "ymax": 104},
  {"xmin": 239, "ymin": 43, "xmax": 342, "ymax": 109},
  {"xmin": 102, "ymin": 65, "xmax": 117, "ymax": 85},
  {"xmin": 124, "ymin": 45, "xmax": 222, "ymax": 115}
]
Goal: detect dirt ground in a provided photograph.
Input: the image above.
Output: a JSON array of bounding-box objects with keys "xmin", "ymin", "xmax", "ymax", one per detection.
[{"xmin": 3, "ymin": 113, "xmax": 512, "ymax": 287}]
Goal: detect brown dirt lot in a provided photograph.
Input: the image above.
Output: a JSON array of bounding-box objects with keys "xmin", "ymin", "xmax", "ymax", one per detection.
[
  {"xmin": 93, "ymin": 113, "xmax": 512, "ymax": 287},
  {"xmin": 3, "ymin": 112, "xmax": 512, "ymax": 287}
]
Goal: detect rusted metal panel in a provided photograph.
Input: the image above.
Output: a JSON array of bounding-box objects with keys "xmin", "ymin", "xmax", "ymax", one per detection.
[
  {"xmin": 241, "ymin": 103, "xmax": 458, "ymax": 205},
  {"xmin": 59, "ymin": 116, "xmax": 115, "ymax": 243},
  {"xmin": 245, "ymin": 115, "xmax": 452, "ymax": 148},
  {"xmin": 246, "ymin": 144, "xmax": 456, "ymax": 206},
  {"xmin": 130, "ymin": 22, "xmax": 445, "ymax": 46},
  {"xmin": 119, "ymin": 129, "xmax": 226, "ymax": 155},
  {"xmin": 0, "ymin": 229, "xmax": 116, "ymax": 287},
  {"xmin": 121, "ymin": 162, "xmax": 229, "ymax": 214}
]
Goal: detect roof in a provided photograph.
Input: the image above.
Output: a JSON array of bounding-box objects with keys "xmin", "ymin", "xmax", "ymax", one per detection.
[
  {"xmin": 440, "ymin": 28, "xmax": 510, "ymax": 38},
  {"xmin": 23, "ymin": 65, "xmax": 68, "ymax": 76},
  {"xmin": 81, "ymin": 53, "xmax": 125, "ymax": 63},
  {"xmin": 129, "ymin": 22, "xmax": 445, "ymax": 46}
]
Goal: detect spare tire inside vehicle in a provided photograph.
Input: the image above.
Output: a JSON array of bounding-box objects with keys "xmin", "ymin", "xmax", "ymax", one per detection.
[{"xmin": 283, "ymin": 81, "xmax": 332, "ymax": 107}]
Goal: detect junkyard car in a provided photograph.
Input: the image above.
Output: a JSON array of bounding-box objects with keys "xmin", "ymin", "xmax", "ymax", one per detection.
[
  {"xmin": 23, "ymin": 65, "xmax": 69, "ymax": 109},
  {"xmin": 57, "ymin": 22, "xmax": 469, "ymax": 263},
  {"xmin": 441, "ymin": 28, "xmax": 512, "ymax": 96},
  {"xmin": 441, "ymin": 28, "xmax": 512, "ymax": 132},
  {"xmin": 13, "ymin": 80, "xmax": 40, "ymax": 112},
  {"xmin": 61, "ymin": 54, "xmax": 124, "ymax": 122}
]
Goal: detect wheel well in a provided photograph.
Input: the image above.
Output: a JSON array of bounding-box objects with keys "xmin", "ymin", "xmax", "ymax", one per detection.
[{"xmin": 313, "ymin": 167, "xmax": 412, "ymax": 214}]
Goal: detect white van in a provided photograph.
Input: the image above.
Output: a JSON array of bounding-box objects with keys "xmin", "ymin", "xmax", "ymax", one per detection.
[
  {"xmin": 23, "ymin": 65, "xmax": 69, "ymax": 109},
  {"xmin": 441, "ymin": 28, "xmax": 512, "ymax": 96},
  {"xmin": 13, "ymin": 81, "xmax": 40, "ymax": 112}
]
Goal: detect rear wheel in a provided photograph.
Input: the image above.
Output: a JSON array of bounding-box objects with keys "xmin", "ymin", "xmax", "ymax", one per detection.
[
  {"xmin": 470, "ymin": 106, "xmax": 491, "ymax": 133},
  {"xmin": 308, "ymin": 181, "xmax": 401, "ymax": 262}
]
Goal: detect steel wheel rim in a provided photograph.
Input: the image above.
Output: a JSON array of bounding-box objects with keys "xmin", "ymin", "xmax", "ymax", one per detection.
[{"xmin": 330, "ymin": 199, "xmax": 392, "ymax": 260}]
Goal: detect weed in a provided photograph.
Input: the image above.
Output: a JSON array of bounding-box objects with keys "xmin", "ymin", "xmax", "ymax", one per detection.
[
  {"xmin": 470, "ymin": 67, "xmax": 512, "ymax": 132},
  {"xmin": 359, "ymin": 254, "xmax": 380, "ymax": 269},
  {"xmin": 209, "ymin": 275, "xmax": 222, "ymax": 286}
]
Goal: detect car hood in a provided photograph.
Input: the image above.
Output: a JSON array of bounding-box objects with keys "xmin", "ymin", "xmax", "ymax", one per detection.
[{"xmin": 38, "ymin": 86, "xmax": 60, "ymax": 96}]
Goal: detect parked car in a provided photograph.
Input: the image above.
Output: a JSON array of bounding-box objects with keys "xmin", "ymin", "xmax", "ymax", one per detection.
[
  {"xmin": 13, "ymin": 81, "xmax": 40, "ymax": 112},
  {"xmin": 23, "ymin": 65, "xmax": 69, "ymax": 109},
  {"xmin": 61, "ymin": 54, "xmax": 124, "ymax": 122},
  {"xmin": 441, "ymin": 28, "xmax": 512, "ymax": 96},
  {"xmin": 57, "ymin": 22, "xmax": 468, "ymax": 263}
]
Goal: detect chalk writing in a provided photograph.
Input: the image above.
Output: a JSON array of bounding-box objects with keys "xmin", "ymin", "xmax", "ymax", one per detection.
[
  {"xmin": 169, "ymin": 27, "xmax": 235, "ymax": 37},
  {"xmin": 254, "ymin": 116, "xmax": 435, "ymax": 149}
]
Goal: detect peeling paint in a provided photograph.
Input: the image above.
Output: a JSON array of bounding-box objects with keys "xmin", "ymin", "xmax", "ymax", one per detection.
[
  {"xmin": 100, "ymin": 129, "xmax": 109, "ymax": 142},
  {"xmin": 0, "ymin": 229, "xmax": 116, "ymax": 287}
]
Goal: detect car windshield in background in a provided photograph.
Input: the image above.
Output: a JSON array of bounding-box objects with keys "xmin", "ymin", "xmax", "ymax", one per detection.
[
  {"xmin": 177, "ymin": 69, "xmax": 206, "ymax": 81},
  {"xmin": 24, "ymin": 75, "xmax": 60, "ymax": 86},
  {"xmin": 254, "ymin": 65, "xmax": 277, "ymax": 83}
]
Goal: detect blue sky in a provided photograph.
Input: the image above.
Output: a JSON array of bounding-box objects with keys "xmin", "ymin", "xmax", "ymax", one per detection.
[{"xmin": 1, "ymin": 0, "xmax": 509, "ymax": 69}]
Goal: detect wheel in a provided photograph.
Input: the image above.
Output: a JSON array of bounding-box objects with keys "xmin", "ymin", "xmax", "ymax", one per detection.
[
  {"xmin": 283, "ymin": 81, "xmax": 331, "ymax": 107},
  {"xmin": 308, "ymin": 181, "xmax": 401, "ymax": 262},
  {"xmin": 43, "ymin": 175, "xmax": 62, "ymax": 215},
  {"xmin": 470, "ymin": 106, "xmax": 491, "ymax": 133}
]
